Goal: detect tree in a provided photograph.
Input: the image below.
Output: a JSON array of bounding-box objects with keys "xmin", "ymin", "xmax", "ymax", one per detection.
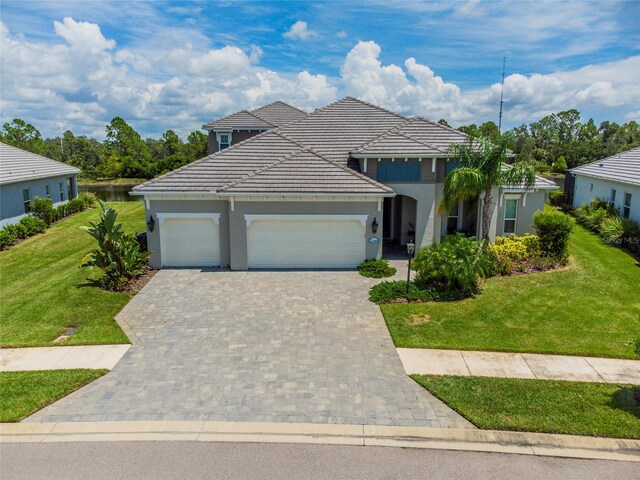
[
  {"xmin": 439, "ymin": 134, "xmax": 535, "ymax": 241},
  {"xmin": 1, "ymin": 119, "xmax": 44, "ymax": 152},
  {"xmin": 437, "ymin": 119, "xmax": 451, "ymax": 127},
  {"xmin": 552, "ymin": 156, "xmax": 568, "ymax": 173}
]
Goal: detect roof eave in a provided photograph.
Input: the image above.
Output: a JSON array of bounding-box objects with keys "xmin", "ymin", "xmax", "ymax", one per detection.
[{"xmin": 0, "ymin": 169, "xmax": 81, "ymax": 186}]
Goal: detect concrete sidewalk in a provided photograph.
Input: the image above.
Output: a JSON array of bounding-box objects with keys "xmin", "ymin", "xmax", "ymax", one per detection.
[
  {"xmin": 0, "ymin": 345, "xmax": 130, "ymax": 372},
  {"xmin": 398, "ymin": 348, "xmax": 640, "ymax": 384}
]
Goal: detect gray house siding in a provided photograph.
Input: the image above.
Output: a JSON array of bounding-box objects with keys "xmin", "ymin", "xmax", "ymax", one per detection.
[
  {"xmin": 146, "ymin": 199, "xmax": 231, "ymax": 269},
  {"xmin": 0, "ymin": 175, "xmax": 73, "ymax": 226},
  {"xmin": 228, "ymin": 200, "xmax": 381, "ymax": 270},
  {"xmin": 573, "ymin": 175, "xmax": 640, "ymax": 221},
  {"xmin": 207, "ymin": 130, "xmax": 268, "ymax": 155},
  {"xmin": 492, "ymin": 190, "xmax": 546, "ymax": 239}
]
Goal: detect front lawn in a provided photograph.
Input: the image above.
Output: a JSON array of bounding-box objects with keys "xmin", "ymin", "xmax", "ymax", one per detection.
[
  {"xmin": 0, "ymin": 370, "xmax": 107, "ymax": 422},
  {"xmin": 0, "ymin": 202, "xmax": 145, "ymax": 347},
  {"xmin": 382, "ymin": 225, "xmax": 640, "ymax": 358},
  {"xmin": 414, "ymin": 375, "xmax": 640, "ymax": 439}
]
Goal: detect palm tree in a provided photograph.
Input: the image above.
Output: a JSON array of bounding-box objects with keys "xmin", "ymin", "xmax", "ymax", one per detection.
[{"xmin": 439, "ymin": 134, "xmax": 535, "ymax": 241}]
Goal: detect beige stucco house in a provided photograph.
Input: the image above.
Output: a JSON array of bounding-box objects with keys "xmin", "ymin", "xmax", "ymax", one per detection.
[{"xmin": 131, "ymin": 97, "xmax": 556, "ymax": 270}]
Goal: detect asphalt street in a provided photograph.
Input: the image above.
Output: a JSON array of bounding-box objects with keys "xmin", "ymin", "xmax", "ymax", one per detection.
[{"xmin": 1, "ymin": 441, "xmax": 638, "ymax": 480}]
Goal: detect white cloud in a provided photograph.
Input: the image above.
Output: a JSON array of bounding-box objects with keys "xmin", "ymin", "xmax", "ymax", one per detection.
[
  {"xmin": 341, "ymin": 41, "xmax": 640, "ymax": 125},
  {"xmin": 336, "ymin": 30, "xmax": 348, "ymax": 38},
  {"xmin": 283, "ymin": 21, "xmax": 317, "ymax": 40},
  {"xmin": 53, "ymin": 17, "xmax": 115, "ymax": 54}
]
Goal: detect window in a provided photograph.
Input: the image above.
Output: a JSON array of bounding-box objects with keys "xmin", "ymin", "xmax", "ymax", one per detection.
[
  {"xmin": 219, "ymin": 133, "xmax": 230, "ymax": 150},
  {"xmin": 447, "ymin": 202, "xmax": 460, "ymax": 233},
  {"xmin": 45, "ymin": 184, "xmax": 51, "ymax": 199},
  {"xmin": 503, "ymin": 198, "xmax": 518, "ymax": 234},
  {"xmin": 623, "ymin": 192, "xmax": 632, "ymax": 219},
  {"xmin": 377, "ymin": 161, "xmax": 421, "ymax": 182},
  {"xmin": 59, "ymin": 182, "xmax": 65, "ymax": 201},
  {"xmin": 22, "ymin": 188, "xmax": 31, "ymax": 213},
  {"xmin": 610, "ymin": 188, "xmax": 616, "ymax": 208},
  {"xmin": 590, "ymin": 183, "xmax": 594, "ymax": 192}
]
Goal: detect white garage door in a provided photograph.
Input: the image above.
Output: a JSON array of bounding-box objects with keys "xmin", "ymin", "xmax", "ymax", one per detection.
[
  {"xmin": 161, "ymin": 216, "xmax": 220, "ymax": 267},
  {"xmin": 247, "ymin": 216, "xmax": 366, "ymax": 268}
]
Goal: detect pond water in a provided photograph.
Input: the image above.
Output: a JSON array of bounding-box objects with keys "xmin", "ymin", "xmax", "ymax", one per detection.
[{"xmin": 78, "ymin": 183, "xmax": 142, "ymax": 202}]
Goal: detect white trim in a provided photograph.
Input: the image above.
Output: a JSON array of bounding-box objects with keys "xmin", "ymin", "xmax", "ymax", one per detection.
[
  {"xmin": 156, "ymin": 213, "xmax": 221, "ymax": 225},
  {"xmin": 432, "ymin": 158, "xmax": 436, "ymax": 173},
  {"xmin": 244, "ymin": 214, "xmax": 368, "ymax": 228},
  {"xmin": 377, "ymin": 197, "xmax": 382, "ymax": 212},
  {"xmin": 351, "ymin": 153, "xmax": 443, "ymax": 159},
  {"xmin": 363, "ymin": 158, "xmax": 368, "ymax": 173},
  {"xmin": 0, "ymin": 172, "xmax": 79, "ymax": 186}
]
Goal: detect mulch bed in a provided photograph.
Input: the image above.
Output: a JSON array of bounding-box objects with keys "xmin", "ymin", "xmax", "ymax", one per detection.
[{"xmin": 122, "ymin": 268, "xmax": 157, "ymax": 295}]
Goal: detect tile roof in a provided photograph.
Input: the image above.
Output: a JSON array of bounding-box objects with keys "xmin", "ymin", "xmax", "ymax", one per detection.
[
  {"xmin": 218, "ymin": 148, "xmax": 393, "ymax": 194},
  {"xmin": 569, "ymin": 146, "xmax": 640, "ymax": 186},
  {"xmin": 134, "ymin": 97, "xmax": 556, "ymax": 195},
  {"xmin": 0, "ymin": 142, "xmax": 80, "ymax": 185},
  {"xmin": 351, "ymin": 122, "xmax": 446, "ymax": 156},
  {"xmin": 202, "ymin": 101, "xmax": 307, "ymax": 130}
]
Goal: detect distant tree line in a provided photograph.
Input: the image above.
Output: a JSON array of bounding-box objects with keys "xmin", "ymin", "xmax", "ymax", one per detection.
[
  {"xmin": 440, "ymin": 110, "xmax": 639, "ymax": 173},
  {"xmin": 0, "ymin": 117, "xmax": 208, "ymax": 180},
  {"xmin": 2, "ymin": 109, "xmax": 638, "ymax": 181}
]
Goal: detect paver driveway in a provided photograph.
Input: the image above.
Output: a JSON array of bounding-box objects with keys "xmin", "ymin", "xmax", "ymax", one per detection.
[{"xmin": 28, "ymin": 269, "xmax": 472, "ymax": 428}]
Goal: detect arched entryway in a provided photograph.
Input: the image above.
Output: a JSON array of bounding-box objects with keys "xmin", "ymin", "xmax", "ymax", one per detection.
[{"xmin": 382, "ymin": 194, "xmax": 417, "ymax": 253}]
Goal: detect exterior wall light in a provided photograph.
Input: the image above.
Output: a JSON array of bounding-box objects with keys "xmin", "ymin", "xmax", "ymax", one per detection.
[
  {"xmin": 147, "ymin": 215, "xmax": 155, "ymax": 232},
  {"xmin": 371, "ymin": 217, "xmax": 378, "ymax": 234}
]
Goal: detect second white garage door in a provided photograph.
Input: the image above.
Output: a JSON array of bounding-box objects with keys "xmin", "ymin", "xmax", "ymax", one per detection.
[
  {"xmin": 246, "ymin": 215, "xmax": 366, "ymax": 268},
  {"xmin": 161, "ymin": 216, "xmax": 220, "ymax": 267}
]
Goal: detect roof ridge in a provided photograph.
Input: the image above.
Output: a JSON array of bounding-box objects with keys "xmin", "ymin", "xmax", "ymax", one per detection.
[
  {"xmin": 394, "ymin": 129, "xmax": 448, "ymax": 153},
  {"xmin": 343, "ymin": 96, "xmax": 408, "ymax": 120},
  {"xmin": 411, "ymin": 116, "xmax": 469, "ymax": 138},
  {"xmin": 243, "ymin": 109, "xmax": 277, "ymax": 127},
  {"xmin": 351, "ymin": 121, "xmax": 409, "ymax": 152},
  {"xmin": 217, "ymin": 147, "xmax": 306, "ymax": 191},
  {"xmin": 351, "ymin": 121, "xmax": 448, "ymax": 154},
  {"xmin": 301, "ymin": 145, "xmax": 394, "ymax": 193},
  {"xmin": 252, "ymin": 100, "xmax": 308, "ymax": 116}
]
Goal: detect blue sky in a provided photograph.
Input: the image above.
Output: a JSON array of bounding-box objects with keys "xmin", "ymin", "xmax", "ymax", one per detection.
[{"xmin": 1, "ymin": 0, "xmax": 639, "ymax": 138}]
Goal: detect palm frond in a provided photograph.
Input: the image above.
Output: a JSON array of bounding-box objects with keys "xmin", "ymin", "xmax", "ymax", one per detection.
[
  {"xmin": 500, "ymin": 161, "xmax": 536, "ymax": 189},
  {"xmin": 439, "ymin": 167, "xmax": 486, "ymax": 212}
]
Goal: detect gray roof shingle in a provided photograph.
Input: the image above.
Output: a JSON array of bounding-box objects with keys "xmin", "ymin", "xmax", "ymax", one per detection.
[
  {"xmin": 218, "ymin": 148, "xmax": 393, "ymax": 194},
  {"xmin": 569, "ymin": 147, "xmax": 640, "ymax": 186},
  {"xmin": 202, "ymin": 101, "xmax": 307, "ymax": 130},
  {"xmin": 134, "ymin": 97, "xmax": 557, "ymax": 195},
  {"xmin": 0, "ymin": 142, "xmax": 80, "ymax": 185}
]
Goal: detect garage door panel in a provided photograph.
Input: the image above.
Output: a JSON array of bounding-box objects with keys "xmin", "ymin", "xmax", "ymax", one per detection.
[
  {"xmin": 247, "ymin": 218, "xmax": 365, "ymax": 269},
  {"xmin": 162, "ymin": 217, "xmax": 220, "ymax": 267}
]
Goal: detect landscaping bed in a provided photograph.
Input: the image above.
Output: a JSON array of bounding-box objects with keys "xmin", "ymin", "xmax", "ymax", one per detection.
[
  {"xmin": 413, "ymin": 375, "xmax": 640, "ymax": 439},
  {"xmin": 381, "ymin": 226, "xmax": 640, "ymax": 358},
  {"xmin": 0, "ymin": 369, "xmax": 107, "ymax": 422},
  {"xmin": 0, "ymin": 202, "xmax": 145, "ymax": 347}
]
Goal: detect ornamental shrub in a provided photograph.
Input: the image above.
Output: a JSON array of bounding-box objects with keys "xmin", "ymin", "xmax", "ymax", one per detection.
[
  {"xmin": 533, "ymin": 209, "xmax": 575, "ymax": 262},
  {"xmin": 4, "ymin": 222, "xmax": 27, "ymax": 240},
  {"xmin": 368, "ymin": 280, "xmax": 435, "ymax": 304},
  {"xmin": 81, "ymin": 201, "xmax": 150, "ymax": 291},
  {"xmin": 30, "ymin": 196, "xmax": 55, "ymax": 225},
  {"xmin": 19, "ymin": 215, "xmax": 47, "ymax": 236},
  {"xmin": 493, "ymin": 234, "xmax": 542, "ymax": 274},
  {"xmin": 78, "ymin": 192, "xmax": 97, "ymax": 209},
  {"xmin": 358, "ymin": 258, "xmax": 397, "ymax": 278},
  {"xmin": 0, "ymin": 228, "xmax": 17, "ymax": 250},
  {"xmin": 548, "ymin": 189, "xmax": 566, "ymax": 207},
  {"xmin": 412, "ymin": 234, "xmax": 497, "ymax": 300}
]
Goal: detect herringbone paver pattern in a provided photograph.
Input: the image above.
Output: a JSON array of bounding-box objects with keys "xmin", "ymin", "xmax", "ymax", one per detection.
[{"xmin": 27, "ymin": 269, "xmax": 472, "ymax": 428}]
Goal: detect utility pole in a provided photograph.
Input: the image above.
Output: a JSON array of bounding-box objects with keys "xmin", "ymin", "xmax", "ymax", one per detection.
[{"xmin": 498, "ymin": 57, "xmax": 506, "ymax": 132}]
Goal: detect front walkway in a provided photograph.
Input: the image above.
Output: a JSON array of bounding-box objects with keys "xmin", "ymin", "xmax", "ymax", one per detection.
[
  {"xmin": 398, "ymin": 348, "xmax": 640, "ymax": 384},
  {"xmin": 26, "ymin": 269, "xmax": 471, "ymax": 428},
  {"xmin": 0, "ymin": 345, "xmax": 130, "ymax": 372}
]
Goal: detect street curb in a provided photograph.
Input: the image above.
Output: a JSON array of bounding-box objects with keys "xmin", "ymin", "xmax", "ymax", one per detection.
[{"xmin": 1, "ymin": 421, "xmax": 639, "ymax": 462}]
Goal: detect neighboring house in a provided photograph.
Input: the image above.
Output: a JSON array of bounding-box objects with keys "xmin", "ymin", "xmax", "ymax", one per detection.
[
  {"xmin": 0, "ymin": 142, "xmax": 80, "ymax": 227},
  {"xmin": 569, "ymin": 146, "xmax": 640, "ymax": 221},
  {"xmin": 202, "ymin": 101, "xmax": 308, "ymax": 154},
  {"xmin": 132, "ymin": 97, "xmax": 556, "ymax": 270}
]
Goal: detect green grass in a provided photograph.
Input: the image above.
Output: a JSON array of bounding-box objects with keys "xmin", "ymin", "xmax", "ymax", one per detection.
[
  {"xmin": 382, "ymin": 225, "xmax": 640, "ymax": 358},
  {"xmin": 414, "ymin": 375, "xmax": 640, "ymax": 439},
  {"xmin": 0, "ymin": 370, "xmax": 107, "ymax": 422},
  {"xmin": 0, "ymin": 202, "xmax": 145, "ymax": 347}
]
